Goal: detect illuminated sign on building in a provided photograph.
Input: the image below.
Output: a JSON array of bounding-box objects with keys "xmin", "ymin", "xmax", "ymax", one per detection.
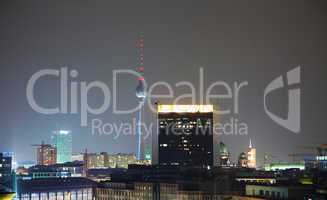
[{"xmin": 158, "ymin": 105, "xmax": 213, "ymax": 113}]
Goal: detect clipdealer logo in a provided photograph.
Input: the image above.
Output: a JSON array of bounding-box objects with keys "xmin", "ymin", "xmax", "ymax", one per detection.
[
  {"xmin": 263, "ymin": 67, "xmax": 301, "ymax": 133},
  {"xmin": 25, "ymin": 66, "xmax": 301, "ymax": 136},
  {"xmin": 26, "ymin": 68, "xmax": 146, "ymax": 126},
  {"xmin": 25, "ymin": 67, "xmax": 249, "ymax": 136}
]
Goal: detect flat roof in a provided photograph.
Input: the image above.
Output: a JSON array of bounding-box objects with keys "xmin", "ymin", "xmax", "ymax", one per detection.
[
  {"xmin": 158, "ymin": 105, "xmax": 213, "ymax": 113},
  {"xmin": 17, "ymin": 177, "xmax": 96, "ymax": 193}
]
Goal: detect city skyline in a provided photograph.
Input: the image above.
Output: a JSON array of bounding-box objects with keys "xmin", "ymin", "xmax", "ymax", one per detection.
[
  {"xmin": 0, "ymin": 0, "xmax": 327, "ymax": 168},
  {"xmin": 1, "ymin": 1, "xmax": 327, "ymax": 199}
]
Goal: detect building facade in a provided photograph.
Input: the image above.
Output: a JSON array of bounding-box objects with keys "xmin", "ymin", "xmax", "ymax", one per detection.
[
  {"xmin": 247, "ymin": 140, "xmax": 256, "ymax": 169},
  {"xmin": 36, "ymin": 144, "xmax": 56, "ymax": 166},
  {"xmin": 86, "ymin": 153, "xmax": 106, "ymax": 169},
  {"xmin": 0, "ymin": 153, "xmax": 12, "ymax": 191},
  {"xmin": 264, "ymin": 162, "xmax": 305, "ymax": 171},
  {"xmin": 84, "ymin": 153, "xmax": 137, "ymax": 169},
  {"xmin": 158, "ymin": 105, "xmax": 214, "ymax": 167},
  {"xmin": 28, "ymin": 162, "xmax": 84, "ymax": 179},
  {"xmin": 51, "ymin": 130, "xmax": 72, "ymax": 164},
  {"xmin": 17, "ymin": 177, "xmax": 95, "ymax": 200},
  {"xmin": 96, "ymin": 181, "xmax": 265, "ymax": 200},
  {"xmin": 71, "ymin": 153, "xmax": 84, "ymax": 162},
  {"xmin": 246, "ymin": 184, "xmax": 314, "ymax": 199}
]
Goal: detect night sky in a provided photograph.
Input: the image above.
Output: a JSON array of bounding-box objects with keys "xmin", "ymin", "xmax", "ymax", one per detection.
[{"xmin": 0, "ymin": 0, "xmax": 326, "ymax": 166}]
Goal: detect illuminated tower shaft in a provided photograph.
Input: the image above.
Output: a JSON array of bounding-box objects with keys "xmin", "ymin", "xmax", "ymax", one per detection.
[
  {"xmin": 135, "ymin": 32, "xmax": 146, "ymax": 160},
  {"xmin": 136, "ymin": 100, "xmax": 144, "ymax": 160}
]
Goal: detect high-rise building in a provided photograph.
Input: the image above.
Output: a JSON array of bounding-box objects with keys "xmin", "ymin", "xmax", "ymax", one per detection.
[
  {"xmin": 247, "ymin": 139, "xmax": 256, "ymax": 168},
  {"xmin": 158, "ymin": 105, "xmax": 214, "ymax": 167},
  {"xmin": 0, "ymin": 153, "xmax": 12, "ymax": 191},
  {"xmin": 51, "ymin": 130, "xmax": 72, "ymax": 163},
  {"xmin": 36, "ymin": 143, "xmax": 56, "ymax": 166}
]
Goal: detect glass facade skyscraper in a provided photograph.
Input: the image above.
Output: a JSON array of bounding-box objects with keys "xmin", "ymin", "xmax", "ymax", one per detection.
[{"xmin": 51, "ymin": 130, "xmax": 72, "ymax": 164}]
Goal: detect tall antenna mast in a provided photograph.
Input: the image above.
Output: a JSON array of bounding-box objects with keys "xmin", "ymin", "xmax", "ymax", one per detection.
[
  {"xmin": 135, "ymin": 32, "xmax": 146, "ymax": 161},
  {"xmin": 138, "ymin": 32, "xmax": 145, "ymax": 79}
]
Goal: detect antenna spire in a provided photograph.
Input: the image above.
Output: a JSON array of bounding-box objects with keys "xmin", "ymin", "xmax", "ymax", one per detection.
[
  {"xmin": 135, "ymin": 32, "xmax": 146, "ymax": 161},
  {"xmin": 137, "ymin": 32, "xmax": 145, "ymax": 79}
]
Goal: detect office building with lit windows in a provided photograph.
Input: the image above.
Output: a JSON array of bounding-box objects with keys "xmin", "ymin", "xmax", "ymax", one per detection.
[
  {"xmin": 96, "ymin": 182, "xmax": 215, "ymax": 200},
  {"xmin": 28, "ymin": 161, "xmax": 84, "ymax": 179},
  {"xmin": 0, "ymin": 153, "xmax": 13, "ymax": 191},
  {"xmin": 36, "ymin": 144, "xmax": 56, "ymax": 166},
  {"xmin": 51, "ymin": 130, "xmax": 72, "ymax": 164},
  {"xmin": 16, "ymin": 177, "xmax": 95, "ymax": 200},
  {"xmin": 85, "ymin": 153, "xmax": 106, "ymax": 169},
  {"xmin": 157, "ymin": 105, "xmax": 214, "ymax": 167},
  {"xmin": 84, "ymin": 153, "xmax": 137, "ymax": 169},
  {"xmin": 107, "ymin": 154, "xmax": 137, "ymax": 169}
]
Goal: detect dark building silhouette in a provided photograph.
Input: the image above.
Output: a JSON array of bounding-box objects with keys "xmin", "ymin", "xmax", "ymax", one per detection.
[
  {"xmin": 157, "ymin": 105, "xmax": 214, "ymax": 167},
  {"xmin": 0, "ymin": 153, "xmax": 12, "ymax": 191},
  {"xmin": 17, "ymin": 177, "xmax": 95, "ymax": 200}
]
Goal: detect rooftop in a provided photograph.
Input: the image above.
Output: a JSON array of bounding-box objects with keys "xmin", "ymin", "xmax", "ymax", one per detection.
[{"xmin": 158, "ymin": 105, "xmax": 214, "ymax": 113}]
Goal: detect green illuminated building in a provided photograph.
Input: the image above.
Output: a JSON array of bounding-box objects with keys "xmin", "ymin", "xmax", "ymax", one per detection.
[
  {"xmin": 51, "ymin": 130, "xmax": 72, "ymax": 163},
  {"xmin": 144, "ymin": 143, "xmax": 152, "ymax": 162},
  {"xmin": 264, "ymin": 162, "xmax": 305, "ymax": 171}
]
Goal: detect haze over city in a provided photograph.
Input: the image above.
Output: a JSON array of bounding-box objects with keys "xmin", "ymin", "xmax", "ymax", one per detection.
[{"xmin": 1, "ymin": 0, "xmax": 326, "ymax": 167}]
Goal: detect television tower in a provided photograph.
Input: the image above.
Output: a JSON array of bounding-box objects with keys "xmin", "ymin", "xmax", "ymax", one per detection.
[{"xmin": 135, "ymin": 32, "xmax": 146, "ymax": 160}]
